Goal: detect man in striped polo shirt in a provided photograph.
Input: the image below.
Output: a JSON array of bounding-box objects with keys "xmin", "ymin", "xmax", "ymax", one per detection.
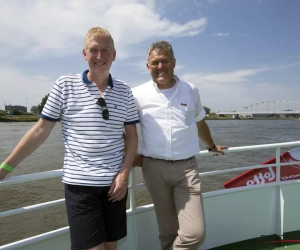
[
  {"xmin": 132, "ymin": 41, "xmax": 227, "ymax": 250},
  {"xmin": 0, "ymin": 27, "xmax": 139, "ymax": 250}
]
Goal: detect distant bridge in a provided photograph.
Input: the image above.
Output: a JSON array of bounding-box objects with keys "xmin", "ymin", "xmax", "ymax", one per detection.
[{"xmin": 218, "ymin": 100, "xmax": 300, "ymax": 116}]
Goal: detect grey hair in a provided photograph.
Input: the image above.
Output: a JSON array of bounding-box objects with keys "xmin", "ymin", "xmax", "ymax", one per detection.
[{"xmin": 147, "ymin": 41, "xmax": 175, "ymax": 61}]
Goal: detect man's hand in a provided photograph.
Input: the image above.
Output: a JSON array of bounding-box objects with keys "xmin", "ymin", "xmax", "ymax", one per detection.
[
  {"xmin": 0, "ymin": 168, "xmax": 8, "ymax": 181},
  {"xmin": 108, "ymin": 172, "xmax": 129, "ymax": 202},
  {"xmin": 133, "ymin": 154, "xmax": 143, "ymax": 167},
  {"xmin": 211, "ymin": 145, "xmax": 228, "ymax": 155},
  {"xmin": 196, "ymin": 120, "xmax": 228, "ymax": 155}
]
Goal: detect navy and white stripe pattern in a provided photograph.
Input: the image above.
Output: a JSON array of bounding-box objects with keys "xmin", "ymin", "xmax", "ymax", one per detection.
[{"xmin": 41, "ymin": 70, "xmax": 139, "ymax": 186}]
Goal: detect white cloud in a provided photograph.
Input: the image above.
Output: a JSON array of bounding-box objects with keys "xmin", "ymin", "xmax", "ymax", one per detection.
[
  {"xmin": 182, "ymin": 63, "xmax": 300, "ymax": 85},
  {"xmin": 163, "ymin": 75, "xmax": 299, "ymax": 112},
  {"xmin": 274, "ymin": 62, "xmax": 300, "ymax": 70},
  {"xmin": 193, "ymin": 0, "xmax": 202, "ymax": 7},
  {"xmin": 181, "ymin": 63, "xmax": 300, "ymax": 111},
  {"xmin": 213, "ymin": 32, "xmax": 230, "ymax": 37},
  {"xmin": 182, "ymin": 68, "xmax": 264, "ymax": 86},
  {"xmin": 0, "ymin": 0, "xmax": 207, "ymax": 61},
  {"xmin": 208, "ymin": 0, "xmax": 219, "ymax": 4},
  {"xmin": 184, "ymin": 68, "xmax": 267, "ymax": 84},
  {"xmin": 199, "ymin": 81, "xmax": 300, "ymax": 113},
  {"xmin": 129, "ymin": 61, "xmax": 148, "ymax": 72},
  {"xmin": 0, "ymin": 0, "xmax": 208, "ymax": 110}
]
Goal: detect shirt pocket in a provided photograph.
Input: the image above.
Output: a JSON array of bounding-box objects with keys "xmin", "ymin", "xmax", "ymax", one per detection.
[{"xmin": 180, "ymin": 104, "xmax": 195, "ymax": 126}]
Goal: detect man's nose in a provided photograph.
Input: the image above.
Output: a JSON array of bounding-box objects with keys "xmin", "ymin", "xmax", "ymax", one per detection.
[
  {"xmin": 96, "ymin": 51, "xmax": 104, "ymax": 59},
  {"xmin": 157, "ymin": 62, "xmax": 164, "ymax": 68}
]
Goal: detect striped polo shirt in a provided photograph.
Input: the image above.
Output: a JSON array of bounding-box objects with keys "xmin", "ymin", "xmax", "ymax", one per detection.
[{"xmin": 41, "ymin": 70, "xmax": 139, "ymax": 186}]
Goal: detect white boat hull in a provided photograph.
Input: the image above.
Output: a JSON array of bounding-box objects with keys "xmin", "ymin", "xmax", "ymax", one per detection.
[{"xmin": 1, "ymin": 181, "xmax": 300, "ymax": 250}]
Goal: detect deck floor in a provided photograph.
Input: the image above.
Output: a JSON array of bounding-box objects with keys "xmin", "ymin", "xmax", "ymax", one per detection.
[{"xmin": 209, "ymin": 231, "xmax": 300, "ymax": 250}]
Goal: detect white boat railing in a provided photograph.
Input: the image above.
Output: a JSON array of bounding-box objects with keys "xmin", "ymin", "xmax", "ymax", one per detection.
[{"xmin": 1, "ymin": 140, "xmax": 300, "ymax": 249}]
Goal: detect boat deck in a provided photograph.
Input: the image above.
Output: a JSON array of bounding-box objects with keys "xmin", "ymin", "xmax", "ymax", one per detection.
[{"xmin": 210, "ymin": 231, "xmax": 300, "ymax": 250}]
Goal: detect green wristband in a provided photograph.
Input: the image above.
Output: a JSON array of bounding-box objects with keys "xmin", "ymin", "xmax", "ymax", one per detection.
[{"xmin": 0, "ymin": 163, "xmax": 14, "ymax": 172}]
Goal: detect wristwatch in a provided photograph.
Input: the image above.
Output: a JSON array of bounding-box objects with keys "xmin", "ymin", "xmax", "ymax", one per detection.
[{"xmin": 207, "ymin": 144, "xmax": 216, "ymax": 151}]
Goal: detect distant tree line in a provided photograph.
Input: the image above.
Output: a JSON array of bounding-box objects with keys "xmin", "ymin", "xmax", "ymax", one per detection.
[
  {"xmin": 4, "ymin": 96, "xmax": 209, "ymax": 116},
  {"xmin": 0, "ymin": 94, "xmax": 49, "ymax": 116},
  {"xmin": 203, "ymin": 106, "xmax": 211, "ymax": 115},
  {"xmin": 37, "ymin": 94, "xmax": 49, "ymax": 114},
  {"xmin": 29, "ymin": 94, "xmax": 49, "ymax": 115},
  {"xmin": 30, "ymin": 106, "xmax": 38, "ymax": 114}
]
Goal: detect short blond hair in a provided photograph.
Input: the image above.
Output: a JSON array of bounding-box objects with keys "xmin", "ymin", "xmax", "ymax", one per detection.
[{"xmin": 84, "ymin": 27, "xmax": 115, "ymax": 50}]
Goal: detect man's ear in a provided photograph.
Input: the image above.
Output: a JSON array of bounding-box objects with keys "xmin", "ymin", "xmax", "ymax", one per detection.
[
  {"xmin": 82, "ymin": 49, "xmax": 87, "ymax": 60},
  {"xmin": 113, "ymin": 51, "xmax": 116, "ymax": 61}
]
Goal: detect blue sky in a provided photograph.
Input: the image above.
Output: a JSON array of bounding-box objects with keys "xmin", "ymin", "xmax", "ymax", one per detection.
[{"xmin": 0, "ymin": 0, "xmax": 299, "ymax": 112}]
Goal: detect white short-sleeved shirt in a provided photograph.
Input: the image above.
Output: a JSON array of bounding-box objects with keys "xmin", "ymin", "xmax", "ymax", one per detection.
[
  {"xmin": 41, "ymin": 70, "xmax": 139, "ymax": 186},
  {"xmin": 132, "ymin": 75, "xmax": 205, "ymax": 160}
]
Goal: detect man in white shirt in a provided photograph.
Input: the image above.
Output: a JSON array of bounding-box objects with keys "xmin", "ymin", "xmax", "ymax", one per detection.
[{"xmin": 132, "ymin": 41, "xmax": 227, "ymax": 250}]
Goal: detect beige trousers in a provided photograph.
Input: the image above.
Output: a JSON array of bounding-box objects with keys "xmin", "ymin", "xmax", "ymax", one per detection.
[{"xmin": 142, "ymin": 157, "xmax": 206, "ymax": 250}]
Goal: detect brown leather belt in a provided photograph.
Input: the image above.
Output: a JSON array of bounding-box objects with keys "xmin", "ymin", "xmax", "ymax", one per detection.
[{"xmin": 142, "ymin": 156, "xmax": 195, "ymax": 163}]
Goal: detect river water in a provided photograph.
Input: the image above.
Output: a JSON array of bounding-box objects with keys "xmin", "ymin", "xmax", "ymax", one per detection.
[{"xmin": 0, "ymin": 120, "xmax": 299, "ymax": 245}]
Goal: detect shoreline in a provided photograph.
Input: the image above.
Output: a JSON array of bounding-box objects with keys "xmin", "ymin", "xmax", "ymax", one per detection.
[
  {"xmin": 0, "ymin": 116, "xmax": 40, "ymax": 122},
  {"xmin": 205, "ymin": 117, "xmax": 300, "ymax": 120},
  {"xmin": 0, "ymin": 115, "xmax": 299, "ymax": 122}
]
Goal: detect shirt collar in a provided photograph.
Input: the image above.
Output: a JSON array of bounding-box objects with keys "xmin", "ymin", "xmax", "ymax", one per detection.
[
  {"xmin": 82, "ymin": 70, "xmax": 114, "ymax": 88},
  {"xmin": 173, "ymin": 75, "xmax": 180, "ymax": 83}
]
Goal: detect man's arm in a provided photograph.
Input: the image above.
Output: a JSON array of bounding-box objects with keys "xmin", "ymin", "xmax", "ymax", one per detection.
[
  {"xmin": 108, "ymin": 124, "xmax": 138, "ymax": 202},
  {"xmin": 196, "ymin": 120, "xmax": 227, "ymax": 154},
  {"xmin": 0, "ymin": 118, "xmax": 56, "ymax": 180}
]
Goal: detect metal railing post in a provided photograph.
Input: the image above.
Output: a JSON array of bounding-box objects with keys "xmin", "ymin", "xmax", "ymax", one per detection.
[
  {"xmin": 129, "ymin": 169, "xmax": 136, "ymax": 213},
  {"xmin": 275, "ymin": 147, "xmax": 284, "ymax": 240},
  {"xmin": 275, "ymin": 147, "xmax": 281, "ymax": 183},
  {"xmin": 128, "ymin": 169, "xmax": 138, "ymax": 250}
]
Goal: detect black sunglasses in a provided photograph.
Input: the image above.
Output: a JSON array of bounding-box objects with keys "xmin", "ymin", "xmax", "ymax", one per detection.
[{"xmin": 96, "ymin": 97, "xmax": 109, "ymax": 120}]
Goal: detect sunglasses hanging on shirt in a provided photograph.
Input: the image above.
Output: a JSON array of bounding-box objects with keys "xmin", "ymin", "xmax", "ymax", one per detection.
[{"xmin": 96, "ymin": 97, "xmax": 109, "ymax": 120}]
